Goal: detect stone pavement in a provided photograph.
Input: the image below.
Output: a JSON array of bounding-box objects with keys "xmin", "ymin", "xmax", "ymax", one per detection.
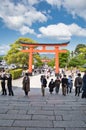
[{"xmin": 0, "ymin": 74, "xmax": 86, "ymax": 130}]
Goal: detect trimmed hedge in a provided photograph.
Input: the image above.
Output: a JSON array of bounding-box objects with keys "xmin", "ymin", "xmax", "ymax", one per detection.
[
  {"xmin": 79, "ymin": 67, "xmax": 86, "ymax": 72},
  {"xmin": 9, "ymin": 69, "xmax": 22, "ymax": 79}
]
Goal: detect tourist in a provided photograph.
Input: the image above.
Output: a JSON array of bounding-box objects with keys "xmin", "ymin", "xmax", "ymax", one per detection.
[
  {"xmin": 6, "ymin": 73, "xmax": 14, "ymax": 96},
  {"xmin": 48, "ymin": 78, "xmax": 55, "ymax": 94},
  {"xmin": 67, "ymin": 75, "xmax": 73, "ymax": 93},
  {"xmin": 61, "ymin": 75, "xmax": 68, "ymax": 96},
  {"xmin": 74, "ymin": 73, "xmax": 83, "ymax": 96},
  {"xmin": 22, "ymin": 73, "xmax": 30, "ymax": 96},
  {"xmin": 54, "ymin": 76, "xmax": 61, "ymax": 94},
  {"xmin": 0, "ymin": 70, "xmax": 7, "ymax": 95},
  {"xmin": 40, "ymin": 75, "xmax": 47, "ymax": 96},
  {"xmin": 82, "ymin": 71, "xmax": 86, "ymax": 98}
]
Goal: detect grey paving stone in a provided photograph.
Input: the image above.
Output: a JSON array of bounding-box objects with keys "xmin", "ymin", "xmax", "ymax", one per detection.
[
  {"xmin": 54, "ymin": 110, "xmax": 84, "ymax": 115},
  {"xmin": 27, "ymin": 110, "xmax": 54, "ymax": 115},
  {"xmin": 32, "ymin": 115, "xmax": 55, "ymax": 120},
  {"xmin": 13, "ymin": 106, "xmax": 30, "ymax": 110},
  {"xmin": 42, "ymin": 105, "xmax": 72, "ymax": 111},
  {"xmin": 0, "ymin": 120, "xmax": 14, "ymax": 126},
  {"xmin": 66, "ymin": 128, "xmax": 86, "ymax": 130},
  {"xmin": 0, "ymin": 109, "xmax": 8, "ymax": 114},
  {"xmin": 13, "ymin": 120, "xmax": 53, "ymax": 127},
  {"xmin": 26, "ymin": 128, "xmax": 64, "ymax": 130},
  {"xmin": 55, "ymin": 115, "xmax": 63, "ymax": 120},
  {"xmin": 0, "ymin": 127, "xmax": 25, "ymax": 130},
  {"xmin": 63, "ymin": 114, "xmax": 86, "ymax": 121},
  {"xmin": 7, "ymin": 110, "xmax": 19, "ymax": 114},
  {"xmin": 0, "ymin": 114, "xmax": 31, "ymax": 120},
  {"xmin": 54, "ymin": 121, "xmax": 86, "ymax": 128},
  {"xmin": 18, "ymin": 110, "xmax": 27, "ymax": 114}
]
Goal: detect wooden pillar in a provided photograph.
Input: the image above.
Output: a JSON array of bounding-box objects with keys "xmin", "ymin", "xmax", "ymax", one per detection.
[
  {"xmin": 55, "ymin": 47, "xmax": 59, "ymax": 76},
  {"xmin": 28, "ymin": 47, "xmax": 33, "ymax": 75}
]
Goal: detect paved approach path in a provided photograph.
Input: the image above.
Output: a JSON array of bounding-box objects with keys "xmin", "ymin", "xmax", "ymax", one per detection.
[{"xmin": 0, "ymin": 74, "xmax": 86, "ymax": 130}]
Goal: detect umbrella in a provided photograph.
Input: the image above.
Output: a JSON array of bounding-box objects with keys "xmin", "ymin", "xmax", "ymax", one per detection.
[{"xmin": 82, "ymin": 63, "xmax": 86, "ymax": 68}]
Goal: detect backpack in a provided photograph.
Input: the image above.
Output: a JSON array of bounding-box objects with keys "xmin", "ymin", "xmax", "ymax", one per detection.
[{"xmin": 77, "ymin": 77, "xmax": 82, "ymax": 87}]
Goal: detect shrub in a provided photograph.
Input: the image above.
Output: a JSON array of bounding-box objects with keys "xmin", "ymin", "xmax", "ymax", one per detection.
[
  {"xmin": 9, "ymin": 69, "xmax": 22, "ymax": 79},
  {"xmin": 79, "ymin": 67, "xmax": 86, "ymax": 72}
]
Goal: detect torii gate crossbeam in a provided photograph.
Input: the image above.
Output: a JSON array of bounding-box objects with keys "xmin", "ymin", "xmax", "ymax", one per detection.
[{"xmin": 20, "ymin": 41, "xmax": 69, "ymax": 76}]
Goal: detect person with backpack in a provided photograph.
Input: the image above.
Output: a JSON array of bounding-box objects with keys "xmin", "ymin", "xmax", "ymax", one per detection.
[
  {"xmin": 67, "ymin": 75, "xmax": 73, "ymax": 94},
  {"xmin": 54, "ymin": 77, "xmax": 61, "ymax": 94},
  {"xmin": 74, "ymin": 73, "xmax": 83, "ymax": 96},
  {"xmin": 40, "ymin": 75, "xmax": 47, "ymax": 96},
  {"xmin": 61, "ymin": 75, "xmax": 68, "ymax": 96}
]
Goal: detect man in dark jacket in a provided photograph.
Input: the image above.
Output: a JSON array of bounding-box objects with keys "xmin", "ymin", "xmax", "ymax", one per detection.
[
  {"xmin": 40, "ymin": 75, "xmax": 47, "ymax": 96},
  {"xmin": 74, "ymin": 73, "xmax": 83, "ymax": 96},
  {"xmin": 82, "ymin": 71, "xmax": 86, "ymax": 98},
  {"xmin": 6, "ymin": 73, "xmax": 14, "ymax": 96},
  {"xmin": 61, "ymin": 75, "xmax": 68, "ymax": 96}
]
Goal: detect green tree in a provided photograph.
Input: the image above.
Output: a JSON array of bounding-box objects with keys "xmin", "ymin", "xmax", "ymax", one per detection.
[
  {"xmin": 59, "ymin": 50, "xmax": 70, "ymax": 68},
  {"xmin": 33, "ymin": 53, "xmax": 43, "ymax": 67},
  {"xmin": 74, "ymin": 44, "xmax": 86, "ymax": 54},
  {"xmin": 68, "ymin": 57, "xmax": 82, "ymax": 67},
  {"xmin": 0, "ymin": 56, "xmax": 4, "ymax": 61},
  {"xmin": 4, "ymin": 37, "xmax": 36, "ymax": 67},
  {"xmin": 69, "ymin": 45, "xmax": 86, "ymax": 67},
  {"xmin": 47, "ymin": 58, "xmax": 55, "ymax": 67}
]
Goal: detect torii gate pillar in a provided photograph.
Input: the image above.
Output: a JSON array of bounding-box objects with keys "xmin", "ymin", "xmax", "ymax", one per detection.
[
  {"xmin": 20, "ymin": 42, "xmax": 69, "ymax": 76},
  {"xmin": 28, "ymin": 47, "xmax": 33, "ymax": 75},
  {"xmin": 55, "ymin": 47, "xmax": 59, "ymax": 76}
]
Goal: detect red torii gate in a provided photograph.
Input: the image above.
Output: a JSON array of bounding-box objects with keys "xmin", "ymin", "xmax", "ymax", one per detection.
[{"xmin": 20, "ymin": 41, "xmax": 69, "ymax": 76}]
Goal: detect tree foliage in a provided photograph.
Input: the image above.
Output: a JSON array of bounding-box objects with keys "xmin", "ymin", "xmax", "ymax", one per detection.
[
  {"xmin": 33, "ymin": 53, "xmax": 43, "ymax": 67},
  {"xmin": 68, "ymin": 57, "xmax": 82, "ymax": 67},
  {"xmin": 68, "ymin": 44, "xmax": 86, "ymax": 67},
  {"xmin": 0, "ymin": 56, "xmax": 3, "ymax": 61},
  {"xmin": 4, "ymin": 37, "xmax": 36, "ymax": 67},
  {"xmin": 47, "ymin": 58, "xmax": 55, "ymax": 67},
  {"xmin": 59, "ymin": 50, "xmax": 70, "ymax": 68},
  {"xmin": 74, "ymin": 44, "xmax": 86, "ymax": 54}
]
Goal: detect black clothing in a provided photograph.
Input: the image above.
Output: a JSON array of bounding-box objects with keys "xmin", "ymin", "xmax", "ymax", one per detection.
[
  {"xmin": 7, "ymin": 74, "xmax": 14, "ymax": 96},
  {"xmin": 0, "ymin": 75, "xmax": 7, "ymax": 95},
  {"xmin": 74, "ymin": 76, "xmax": 83, "ymax": 96},
  {"xmin": 48, "ymin": 81, "xmax": 55, "ymax": 94},
  {"xmin": 82, "ymin": 73, "xmax": 86, "ymax": 98},
  {"xmin": 54, "ymin": 79, "xmax": 60, "ymax": 94},
  {"xmin": 62, "ymin": 77, "xmax": 68, "ymax": 87},
  {"xmin": 40, "ymin": 75, "xmax": 47, "ymax": 96},
  {"xmin": 61, "ymin": 77, "xmax": 68, "ymax": 96}
]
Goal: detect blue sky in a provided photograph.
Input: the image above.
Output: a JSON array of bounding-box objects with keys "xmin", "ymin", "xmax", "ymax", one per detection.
[{"xmin": 0, "ymin": 0, "xmax": 86, "ymax": 55}]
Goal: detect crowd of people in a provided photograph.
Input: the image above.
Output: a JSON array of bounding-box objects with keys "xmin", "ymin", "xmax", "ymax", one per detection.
[
  {"xmin": 0, "ymin": 69, "xmax": 86, "ymax": 99},
  {"xmin": 40, "ymin": 70, "xmax": 86, "ymax": 98}
]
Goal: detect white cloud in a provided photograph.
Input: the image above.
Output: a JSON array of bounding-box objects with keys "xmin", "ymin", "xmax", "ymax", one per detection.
[
  {"xmin": 45, "ymin": 0, "xmax": 62, "ymax": 9},
  {"xmin": 38, "ymin": 23, "xmax": 86, "ymax": 40},
  {"xmin": 68, "ymin": 23, "xmax": 86, "ymax": 37},
  {"xmin": 0, "ymin": 0, "xmax": 47, "ymax": 35},
  {"xmin": 21, "ymin": 0, "xmax": 40, "ymax": 5},
  {"xmin": 0, "ymin": 44, "xmax": 10, "ymax": 55},
  {"xmin": 27, "ymin": 0, "xmax": 40, "ymax": 5},
  {"xmin": 45, "ymin": 0, "xmax": 86, "ymax": 20},
  {"xmin": 19, "ymin": 25, "xmax": 35, "ymax": 35},
  {"xmin": 63, "ymin": 0, "xmax": 86, "ymax": 20}
]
